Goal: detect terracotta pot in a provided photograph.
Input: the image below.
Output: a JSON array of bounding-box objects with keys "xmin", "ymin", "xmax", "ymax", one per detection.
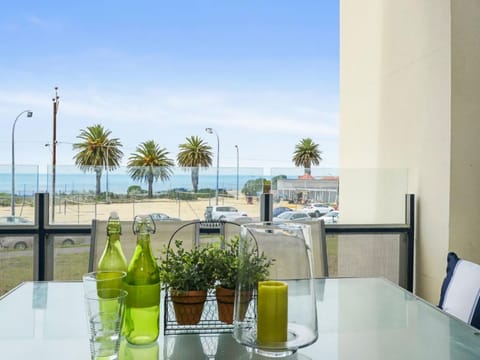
[
  {"xmin": 215, "ymin": 287, "xmax": 252, "ymax": 324},
  {"xmin": 171, "ymin": 289, "xmax": 207, "ymax": 325}
]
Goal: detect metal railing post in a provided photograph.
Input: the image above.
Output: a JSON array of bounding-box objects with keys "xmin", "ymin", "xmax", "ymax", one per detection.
[
  {"xmin": 405, "ymin": 194, "xmax": 415, "ymax": 292},
  {"xmin": 34, "ymin": 193, "xmax": 49, "ymax": 281}
]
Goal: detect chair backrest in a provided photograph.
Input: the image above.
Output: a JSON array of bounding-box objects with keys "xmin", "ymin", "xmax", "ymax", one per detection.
[
  {"xmin": 246, "ymin": 225, "xmax": 311, "ymax": 280},
  {"xmin": 90, "ymin": 219, "xmax": 328, "ymax": 279},
  {"xmin": 89, "ymin": 219, "xmax": 196, "ymax": 271},
  {"xmin": 243, "ymin": 220, "xmax": 328, "ymax": 280},
  {"xmin": 296, "ymin": 220, "xmax": 328, "ymax": 278},
  {"xmin": 439, "ymin": 252, "xmax": 480, "ymax": 329}
]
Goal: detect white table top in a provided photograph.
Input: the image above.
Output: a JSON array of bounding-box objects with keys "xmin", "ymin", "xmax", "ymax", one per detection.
[{"xmin": 0, "ymin": 278, "xmax": 479, "ymax": 359}]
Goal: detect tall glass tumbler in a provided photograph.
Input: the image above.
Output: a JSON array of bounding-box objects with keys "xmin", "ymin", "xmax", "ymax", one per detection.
[
  {"xmin": 83, "ymin": 271, "xmax": 127, "ymax": 360},
  {"xmin": 233, "ymin": 222, "xmax": 318, "ymax": 358}
]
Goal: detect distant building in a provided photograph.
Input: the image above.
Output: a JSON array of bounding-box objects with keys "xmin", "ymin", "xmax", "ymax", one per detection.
[{"xmin": 275, "ymin": 176, "xmax": 339, "ymax": 204}]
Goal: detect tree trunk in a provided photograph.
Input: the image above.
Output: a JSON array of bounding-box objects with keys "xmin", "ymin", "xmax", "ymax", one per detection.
[
  {"xmin": 95, "ymin": 167, "xmax": 102, "ymax": 195},
  {"xmin": 148, "ymin": 175, "xmax": 153, "ymax": 198},
  {"xmin": 191, "ymin": 167, "xmax": 199, "ymax": 193}
]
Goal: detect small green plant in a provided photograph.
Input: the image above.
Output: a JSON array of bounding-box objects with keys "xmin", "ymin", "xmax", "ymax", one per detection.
[
  {"xmin": 159, "ymin": 240, "xmax": 217, "ymax": 294},
  {"xmin": 127, "ymin": 185, "xmax": 146, "ymax": 195},
  {"xmin": 214, "ymin": 235, "xmax": 274, "ymax": 290}
]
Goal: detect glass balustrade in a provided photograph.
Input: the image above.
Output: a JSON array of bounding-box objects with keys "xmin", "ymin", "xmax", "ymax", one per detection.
[{"xmin": 0, "ymin": 166, "xmax": 413, "ymax": 297}]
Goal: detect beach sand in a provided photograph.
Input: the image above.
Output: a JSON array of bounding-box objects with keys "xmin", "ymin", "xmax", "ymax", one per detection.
[{"xmin": 0, "ymin": 192, "xmax": 265, "ymax": 224}]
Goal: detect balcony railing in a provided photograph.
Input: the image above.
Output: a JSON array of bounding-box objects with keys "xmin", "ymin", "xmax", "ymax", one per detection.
[{"xmin": 0, "ymin": 191, "xmax": 415, "ymax": 296}]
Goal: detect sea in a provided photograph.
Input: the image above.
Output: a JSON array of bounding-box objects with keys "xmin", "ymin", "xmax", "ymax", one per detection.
[
  {"xmin": 0, "ymin": 172, "xmax": 267, "ymax": 196},
  {"xmin": 0, "ymin": 165, "xmax": 339, "ymax": 196}
]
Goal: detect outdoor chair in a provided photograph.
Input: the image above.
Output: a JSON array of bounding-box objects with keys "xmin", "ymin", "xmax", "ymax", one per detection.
[
  {"xmin": 165, "ymin": 219, "xmax": 328, "ymax": 279},
  {"xmin": 89, "ymin": 218, "xmax": 195, "ymax": 271},
  {"xmin": 90, "ymin": 218, "xmax": 328, "ymax": 278},
  {"xmin": 439, "ymin": 252, "xmax": 480, "ymax": 329}
]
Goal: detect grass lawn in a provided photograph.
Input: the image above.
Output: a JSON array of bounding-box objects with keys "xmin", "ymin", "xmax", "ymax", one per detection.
[
  {"xmin": 54, "ymin": 250, "xmax": 90, "ymax": 280},
  {"xmin": 326, "ymin": 234, "xmax": 338, "ymax": 277},
  {"xmin": 0, "ymin": 253, "xmax": 33, "ymax": 296},
  {"xmin": 0, "ymin": 247, "xmax": 90, "ymax": 297}
]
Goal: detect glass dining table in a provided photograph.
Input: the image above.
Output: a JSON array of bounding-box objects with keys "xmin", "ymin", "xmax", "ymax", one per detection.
[{"xmin": 0, "ymin": 277, "xmax": 479, "ymax": 359}]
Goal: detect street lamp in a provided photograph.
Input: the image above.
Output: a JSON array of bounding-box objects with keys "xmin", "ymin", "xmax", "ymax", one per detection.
[
  {"xmin": 11, "ymin": 110, "xmax": 33, "ymax": 215},
  {"xmin": 235, "ymin": 145, "xmax": 239, "ymax": 200},
  {"xmin": 205, "ymin": 127, "xmax": 219, "ymax": 205},
  {"xmin": 52, "ymin": 87, "xmax": 59, "ymax": 222}
]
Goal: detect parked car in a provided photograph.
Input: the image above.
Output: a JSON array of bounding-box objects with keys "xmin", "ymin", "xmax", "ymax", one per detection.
[
  {"xmin": 272, "ymin": 206, "xmax": 293, "ymax": 218},
  {"xmin": 320, "ymin": 210, "xmax": 340, "ymax": 224},
  {"xmin": 302, "ymin": 203, "xmax": 334, "ymax": 217},
  {"xmin": 204, "ymin": 206, "xmax": 213, "ymax": 221},
  {"xmin": 0, "ymin": 216, "xmax": 33, "ymax": 225},
  {"xmin": 273, "ymin": 211, "xmax": 313, "ymax": 223},
  {"xmin": 210, "ymin": 206, "xmax": 248, "ymax": 221},
  {"xmin": 0, "ymin": 235, "xmax": 89, "ymax": 250},
  {"xmin": 228, "ymin": 215, "xmax": 254, "ymax": 224},
  {"xmin": 149, "ymin": 213, "xmax": 181, "ymax": 221}
]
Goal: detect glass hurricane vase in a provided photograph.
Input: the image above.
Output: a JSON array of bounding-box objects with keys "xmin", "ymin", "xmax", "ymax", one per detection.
[{"xmin": 233, "ymin": 222, "xmax": 318, "ymax": 358}]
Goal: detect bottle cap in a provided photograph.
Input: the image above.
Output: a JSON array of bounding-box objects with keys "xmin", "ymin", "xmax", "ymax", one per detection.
[
  {"xmin": 107, "ymin": 212, "xmax": 122, "ymax": 235},
  {"xmin": 133, "ymin": 215, "xmax": 156, "ymax": 234}
]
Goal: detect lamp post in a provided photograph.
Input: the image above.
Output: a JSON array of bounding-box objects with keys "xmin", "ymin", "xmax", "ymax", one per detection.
[
  {"xmin": 11, "ymin": 110, "xmax": 33, "ymax": 215},
  {"xmin": 235, "ymin": 145, "xmax": 239, "ymax": 200},
  {"xmin": 205, "ymin": 127, "xmax": 219, "ymax": 205},
  {"xmin": 52, "ymin": 87, "xmax": 59, "ymax": 222}
]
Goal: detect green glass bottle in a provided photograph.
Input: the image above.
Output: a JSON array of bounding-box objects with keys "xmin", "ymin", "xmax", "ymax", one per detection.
[
  {"xmin": 123, "ymin": 340, "xmax": 159, "ymax": 360},
  {"xmin": 97, "ymin": 212, "xmax": 128, "ymax": 273},
  {"xmin": 124, "ymin": 215, "xmax": 160, "ymax": 345}
]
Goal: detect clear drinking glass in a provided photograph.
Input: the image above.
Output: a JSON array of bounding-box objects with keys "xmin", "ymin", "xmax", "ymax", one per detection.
[
  {"xmin": 83, "ymin": 271, "xmax": 127, "ymax": 294},
  {"xmin": 233, "ymin": 222, "xmax": 318, "ymax": 358},
  {"xmin": 83, "ymin": 271, "xmax": 127, "ymax": 360},
  {"xmin": 84, "ymin": 287, "xmax": 127, "ymax": 360}
]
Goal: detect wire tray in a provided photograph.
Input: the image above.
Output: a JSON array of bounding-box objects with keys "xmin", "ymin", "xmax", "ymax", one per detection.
[{"xmin": 163, "ymin": 289, "xmax": 255, "ymax": 335}]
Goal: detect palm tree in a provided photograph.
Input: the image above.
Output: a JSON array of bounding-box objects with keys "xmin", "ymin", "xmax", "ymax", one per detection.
[
  {"xmin": 177, "ymin": 136, "xmax": 213, "ymax": 193},
  {"xmin": 127, "ymin": 140, "xmax": 174, "ymax": 198},
  {"xmin": 292, "ymin": 138, "xmax": 322, "ymax": 176},
  {"xmin": 73, "ymin": 124, "xmax": 123, "ymax": 196}
]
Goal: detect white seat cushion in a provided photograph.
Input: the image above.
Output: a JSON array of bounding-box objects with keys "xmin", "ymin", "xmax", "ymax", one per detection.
[{"xmin": 439, "ymin": 252, "xmax": 480, "ymax": 328}]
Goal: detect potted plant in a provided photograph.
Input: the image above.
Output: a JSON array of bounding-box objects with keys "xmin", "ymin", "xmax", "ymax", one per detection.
[
  {"xmin": 159, "ymin": 240, "xmax": 216, "ymax": 325},
  {"xmin": 213, "ymin": 235, "xmax": 274, "ymax": 324}
]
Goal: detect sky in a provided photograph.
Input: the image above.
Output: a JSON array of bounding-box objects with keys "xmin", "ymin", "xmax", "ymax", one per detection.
[{"xmin": 0, "ymin": 0, "xmax": 339, "ymax": 174}]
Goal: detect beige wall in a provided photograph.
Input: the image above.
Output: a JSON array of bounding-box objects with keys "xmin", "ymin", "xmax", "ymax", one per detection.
[
  {"xmin": 450, "ymin": 1, "xmax": 480, "ymax": 268},
  {"xmin": 340, "ymin": 0, "xmax": 480, "ymax": 302}
]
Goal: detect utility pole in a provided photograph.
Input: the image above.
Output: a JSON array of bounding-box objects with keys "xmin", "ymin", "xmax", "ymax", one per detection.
[{"xmin": 52, "ymin": 87, "xmax": 59, "ymax": 222}]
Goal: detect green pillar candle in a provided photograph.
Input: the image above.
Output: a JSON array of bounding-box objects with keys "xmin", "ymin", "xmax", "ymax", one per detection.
[{"xmin": 257, "ymin": 280, "xmax": 288, "ymax": 343}]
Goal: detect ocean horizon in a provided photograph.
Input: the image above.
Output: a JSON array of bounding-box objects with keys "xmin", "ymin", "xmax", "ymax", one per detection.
[
  {"xmin": 0, "ymin": 172, "xmax": 269, "ymax": 195},
  {"xmin": 0, "ymin": 165, "xmax": 340, "ymax": 195}
]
